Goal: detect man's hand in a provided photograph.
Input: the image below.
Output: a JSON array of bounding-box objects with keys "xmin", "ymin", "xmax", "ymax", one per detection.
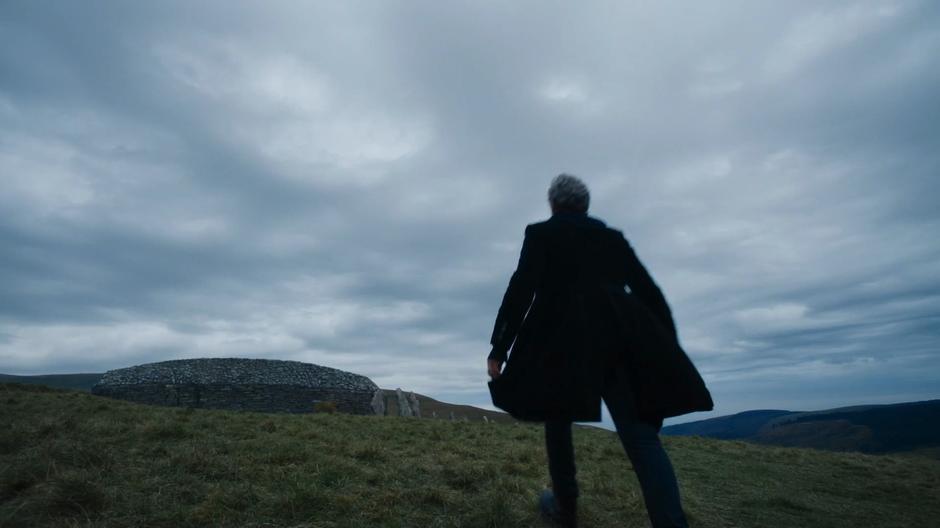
[{"xmin": 487, "ymin": 358, "xmax": 504, "ymax": 380}]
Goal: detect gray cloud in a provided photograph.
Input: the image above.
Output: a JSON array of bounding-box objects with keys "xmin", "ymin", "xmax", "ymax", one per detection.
[{"xmin": 1, "ymin": 1, "xmax": 938, "ymax": 425}]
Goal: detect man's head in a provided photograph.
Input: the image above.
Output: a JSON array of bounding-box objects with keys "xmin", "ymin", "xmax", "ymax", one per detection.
[{"xmin": 548, "ymin": 173, "xmax": 590, "ymax": 214}]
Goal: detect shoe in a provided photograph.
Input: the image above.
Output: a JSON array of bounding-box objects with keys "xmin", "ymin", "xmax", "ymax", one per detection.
[{"xmin": 538, "ymin": 489, "xmax": 577, "ymax": 528}]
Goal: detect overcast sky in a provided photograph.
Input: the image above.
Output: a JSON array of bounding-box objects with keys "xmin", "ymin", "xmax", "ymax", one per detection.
[{"xmin": 2, "ymin": 1, "xmax": 938, "ymax": 426}]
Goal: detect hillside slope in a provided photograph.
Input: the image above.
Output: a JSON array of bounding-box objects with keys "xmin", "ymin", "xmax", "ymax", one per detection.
[
  {"xmin": 380, "ymin": 389, "xmax": 513, "ymax": 423},
  {"xmin": 2, "ymin": 383, "xmax": 939, "ymax": 527}
]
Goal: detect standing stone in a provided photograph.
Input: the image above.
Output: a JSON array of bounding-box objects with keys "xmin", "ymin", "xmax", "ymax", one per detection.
[
  {"xmin": 407, "ymin": 392, "xmax": 421, "ymax": 418},
  {"xmin": 431, "ymin": 411, "xmax": 437, "ymax": 419},
  {"xmin": 483, "ymin": 415, "xmax": 489, "ymax": 423},
  {"xmin": 370, "ymin": 389, "xmax": 386, "ymax": 416},
  {"xmin": 449, "ymin": 411, "xmax": 456, "ymax": 421},
  {"xmin": 396, "ymin": 388, "xmax": 413, "ymax": 417}
]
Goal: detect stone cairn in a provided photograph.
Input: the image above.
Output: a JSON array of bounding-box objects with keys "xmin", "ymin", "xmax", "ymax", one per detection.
[
  {"xmin": 92, "ymin": 358, "xmax": 379, "ymax": 415},
  {"xmin": 94, "ymin": 358, "xmax": 494, "ymax": 423}
]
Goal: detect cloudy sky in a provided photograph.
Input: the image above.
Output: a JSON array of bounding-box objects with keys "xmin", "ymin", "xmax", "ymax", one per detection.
[{"xmin": 2, "ymin": 1, "xmax": 938, "ymax": 426}]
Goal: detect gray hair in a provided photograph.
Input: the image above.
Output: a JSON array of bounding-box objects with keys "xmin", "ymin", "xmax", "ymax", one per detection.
[{"xmin": 547, "ymin": 173, "xmax": 590, "ymax": 213}]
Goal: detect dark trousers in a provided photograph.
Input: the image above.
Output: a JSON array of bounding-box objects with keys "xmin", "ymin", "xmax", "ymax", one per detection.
[{"xmin": 545, "ymin": 364, "xmax": 689, "ymax": 528}]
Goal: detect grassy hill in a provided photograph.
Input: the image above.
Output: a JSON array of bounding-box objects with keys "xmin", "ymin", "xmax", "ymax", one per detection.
[
  {"xmin": 2, "ymin": 383, "xmax": 939, "ymax": 527},
  {"xmin": 0, "ymin": 373, "xmax": 510, "ymax": 424}
]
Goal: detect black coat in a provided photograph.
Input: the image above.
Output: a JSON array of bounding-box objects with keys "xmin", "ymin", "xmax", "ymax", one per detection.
[{"xmin": 487, "ymin": 213, "xmax": 713, "ymax": 423}]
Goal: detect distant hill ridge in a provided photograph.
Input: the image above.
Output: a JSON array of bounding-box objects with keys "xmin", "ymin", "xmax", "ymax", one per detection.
[
  {"xmin": 663, "ymin": 400, "xmax": 940, "ymax": 455},
  {"xmin": 0, "ymin": 373, "xmax": 102, "ymax": 392},
  {"xmin": 0, "ymin": 372, "xmax": 509, "ymax": 423}
]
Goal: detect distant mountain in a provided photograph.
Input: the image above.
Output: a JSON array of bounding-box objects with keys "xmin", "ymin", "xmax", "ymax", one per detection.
[
  {"xmin": 0, "ymin": 373, "xmax": 102, "ymax": 392},
  {"xmin": 663, "ymin": 400, "xmax": 940, "ymax": 454},
  {"xmin": 662, "ymin": 409, "xmax": 793, "ymax": 440}
]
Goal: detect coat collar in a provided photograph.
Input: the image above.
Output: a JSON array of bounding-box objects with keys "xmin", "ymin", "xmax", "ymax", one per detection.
[{"xmin": 549, "ymin": 212, "xmax": 607, "ymax": 228}]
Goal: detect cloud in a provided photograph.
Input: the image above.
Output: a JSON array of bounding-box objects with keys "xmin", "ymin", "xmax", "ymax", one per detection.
[
  {"xmin": 0, "ymin": 1, "xmax": 938, "ymax": 427},
  {"xmin": 763, "ymin": 3, "xmax": 905, "ymax": 80}
]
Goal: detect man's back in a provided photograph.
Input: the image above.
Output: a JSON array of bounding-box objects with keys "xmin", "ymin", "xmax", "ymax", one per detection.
[
  {"xmin": 487, "ymin": 175, "xmax": 709, "ymax": 528},
  {"xmin": 490, "ymin": 212, "xmax": 676, "ymax": 368},
  {"xmin": 527, "ymin": 213, "xmax": 629, "ymax": 292}
]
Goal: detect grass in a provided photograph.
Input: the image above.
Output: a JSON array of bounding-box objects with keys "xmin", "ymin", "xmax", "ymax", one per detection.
[{"xmin": 1, "ymin": 383, "xmax": 938, "ymax": 527}]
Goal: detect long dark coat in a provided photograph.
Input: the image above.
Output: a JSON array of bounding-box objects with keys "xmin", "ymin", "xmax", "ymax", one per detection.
[{"xmin": 487, "ymin": 213, "xmax": 713, "ymax": 423}]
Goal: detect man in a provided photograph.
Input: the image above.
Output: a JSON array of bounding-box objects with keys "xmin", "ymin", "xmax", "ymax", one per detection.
[{"xmin": 487, "ymin": 174, "xmax": 713, "ymax": 528}]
